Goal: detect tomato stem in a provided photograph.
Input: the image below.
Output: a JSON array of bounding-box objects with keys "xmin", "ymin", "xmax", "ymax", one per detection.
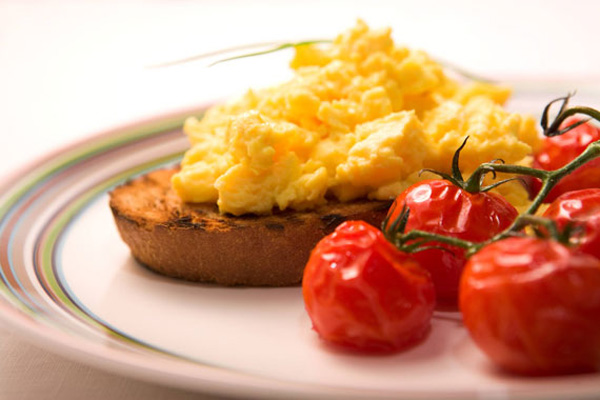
[
  {"xmin": 467, "ymin": 140, "xmax": 600, "ymax": 246},
  {"xmin": 527, "ymin": 141, "xmax": 600, "ymax": 213},
  {"xmin": 388, "ymin": 229, "xmax": 476, "ymax": 253},
  {"xmin": 386, "ymin": 95, "xmax": 600, "ymax": 256},
  {"xmin": 418, "ymin": 137, "xmax": 471, "ymax": 190},
  {"xmin": 541, "ymin": 93, "xmax": 600, "ymax": 137},
  {"xmin": 383, "ymin": 202, "xmax": 477, "ymax": 252},
  {"xmin": 421, "ymin": 137, "xmax": 518, "ymax": 194}
]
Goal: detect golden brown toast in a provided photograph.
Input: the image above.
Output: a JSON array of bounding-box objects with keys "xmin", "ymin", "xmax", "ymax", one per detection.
[{"xmin": 109, "ymin": 168, "xmax": 391, "ymax": 286}]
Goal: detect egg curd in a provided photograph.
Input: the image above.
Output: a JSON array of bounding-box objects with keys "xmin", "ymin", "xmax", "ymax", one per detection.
[{"xmin": 172, "ymin": 20, "xmax": 540, "ymax": 216}]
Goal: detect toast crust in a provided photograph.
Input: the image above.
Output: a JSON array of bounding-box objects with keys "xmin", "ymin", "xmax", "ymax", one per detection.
[{"xmin": 109, "ymin": 168, "xmax": 391, "ymax": 286}]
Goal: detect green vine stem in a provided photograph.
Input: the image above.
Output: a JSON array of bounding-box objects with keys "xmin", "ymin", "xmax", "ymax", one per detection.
[
  {"xmin": 382, "ymin": 204, "xmax": 476, "ymax": 251},
  {"xmin": 468, "ymin": 138, "xmax": 600, "ymax": 220},
  {"xmin": 386, "ymin": 95, "xmax": 600, "ymax": 256},
  {"xmin": 541, "ymin": 93, "xmax": 600, "ymax": 137}
]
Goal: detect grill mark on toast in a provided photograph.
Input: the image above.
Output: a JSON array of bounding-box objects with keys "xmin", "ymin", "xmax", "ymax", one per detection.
[
  {"xmin": 109, "ymin": 167, "xmax": 391, "ymax": 285},
  {"xmin": 320, "ymin": 213, "xmax": 346, "ymax": 233},
  {"xmin": 265, "ymin": 223, "xmax": 285, "ymax": 231}
]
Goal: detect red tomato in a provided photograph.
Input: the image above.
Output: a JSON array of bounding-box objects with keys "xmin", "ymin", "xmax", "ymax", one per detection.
[
  {"xmin": 302, "ymin": 220, "xmax": 435, "ymax": 352},
  {"xmin": 460, "ymin": 237, "xmax": 600, "ymax": 375},
  {"xmin": 387, "ymin": 179, "xmax": 518, "ymax": 305},
  {"xmin": 531, "ymin": 117, "xmax": 600, "ymax": 203},
  {"xmin": 543, "ymin": 188, "xmax": 600, "ymax": 259}
]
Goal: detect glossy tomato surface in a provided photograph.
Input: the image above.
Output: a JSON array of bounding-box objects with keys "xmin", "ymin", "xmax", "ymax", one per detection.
[
  {"xmin": 460, "ymin": 237, "xmax": 600, "ymax": 375},
  {"xmin": 302, "ymin": 221, "xmax": 435, "ymax": 353},
  {"xmin": 543, "ymin": 188, "xmax": 600, "ymax": 259},
  {"xmin": 531, "ymin": 117, "xmax": 600, "ymax": 202},
  {"xmin": 387, "ymin": 179, "xmax": 518, "ymax": 305}
]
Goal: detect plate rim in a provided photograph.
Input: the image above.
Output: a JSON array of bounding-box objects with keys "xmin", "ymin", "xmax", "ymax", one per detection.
[{"xmin": 1, "ymin": 95, "xmax": 600, "ymax": 400}]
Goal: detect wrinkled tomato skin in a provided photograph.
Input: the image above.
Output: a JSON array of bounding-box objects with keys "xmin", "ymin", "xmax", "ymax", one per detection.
[
  {"xmin": 543, "ymin": 189, "xmax": 600, "ymax": 259},
  {"xmin": 530, "ymin": 117, "xmax": 600, "ymax": 203},
  {"xmin": 460, "ymin": 237, "xmax": 600, "ymax": 375},
  {"xmin": 388, "ymin": 179, "xmax": 518, "ymax": 305},
  {"xmin": 302, "ymin": 221, "xmax": 435, "ymax": 353}
]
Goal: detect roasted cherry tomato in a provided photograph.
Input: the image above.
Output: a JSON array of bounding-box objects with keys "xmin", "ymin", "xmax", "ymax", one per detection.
[
  {"xmin": 302, "ymin": 220, "xmax": 435, "ymax": 352},
  {"xmin": 531, "ymin": 117, "xmax": 600, "ymax": 203},
  {"xmin": 543, "ymin": 188, "xmax": 600, "ymax": 259},
  {"xmin": 387, "ymin": 179, "xmax": 518, "ymax": 305},
  {"xmin": 460, "ymin": 237, "xmax": 600, "ymax": 375}
]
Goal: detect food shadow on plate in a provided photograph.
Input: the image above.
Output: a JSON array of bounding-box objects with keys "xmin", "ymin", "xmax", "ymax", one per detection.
[{"xmin": 104, "ymin": 254, "xmax": 303, "ymax": 306}]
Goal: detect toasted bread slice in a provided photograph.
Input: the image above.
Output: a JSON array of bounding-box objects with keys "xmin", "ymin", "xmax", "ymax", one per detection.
[{"xmin": 109, "ymin": 168, "xmax": 391, "ymax": 286}]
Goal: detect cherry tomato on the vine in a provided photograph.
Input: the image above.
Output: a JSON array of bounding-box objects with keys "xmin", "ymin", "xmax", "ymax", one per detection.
[
  {"xmin": 531, "ymin": 117, "xmax": 600, "ymax": 203},
  {"xmin": 302, "ymin": 220, "xmax": 435, "ymax": 353},
  {"xmin": 460, "ymin": 237, "xmax": 600, "ymax": 375},
  {"xmin": 543, "ymin": 188, "xmax": 600, "ymax": 259},
  {"xmin": 387, "ymin": 179, "xmax": 518, "ymax": 305}
]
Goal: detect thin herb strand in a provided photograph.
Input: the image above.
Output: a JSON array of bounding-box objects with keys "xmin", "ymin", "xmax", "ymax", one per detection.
[
  {"xmin": 149, "ymin": 39, "xmax": 497, "ymax": 84},
  {"xmin": 148, "ymin": 40, "xmax": 330, "ymax": 69},
  {"xmin": 207, "ymin": 40, "xmax": 330, "ymax": 67}
]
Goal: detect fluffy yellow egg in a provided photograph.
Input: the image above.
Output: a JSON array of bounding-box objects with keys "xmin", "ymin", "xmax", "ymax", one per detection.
[{"xmin": 172, "ymin": 20, "xmax": 539, "ymax": 215}]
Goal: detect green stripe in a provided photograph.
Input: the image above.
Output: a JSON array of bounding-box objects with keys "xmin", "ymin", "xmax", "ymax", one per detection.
[
  {"xmin": 40, "ymin": 152, "xmax": 183, "ymax": 342},
  {"xmin": 0, "ymin": 116, "xmax": 187, "ymax": 223},
  {"xmin": 0, "ymin": 114, "xmax": 193, "ymax": 319}
]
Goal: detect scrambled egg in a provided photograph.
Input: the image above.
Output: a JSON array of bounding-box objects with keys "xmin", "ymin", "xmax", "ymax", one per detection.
[{"xmin": 172, "ymin": 20, "xmax": 540, "ymax": 215}]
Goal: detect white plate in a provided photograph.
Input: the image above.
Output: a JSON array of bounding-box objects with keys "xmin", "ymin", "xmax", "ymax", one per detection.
[{"xmin": 1, "ymin": 88, "xmax": 600, "ymax": 399}]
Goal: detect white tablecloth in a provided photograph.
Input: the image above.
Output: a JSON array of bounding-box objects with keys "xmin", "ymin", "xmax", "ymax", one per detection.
[
  {"xmin": 0, "ymin": 327, "xmax": 222, "ymax": 400},
  {"xmin": 1, "ymin": 1, "xmax": 599, "ymax": 398}
]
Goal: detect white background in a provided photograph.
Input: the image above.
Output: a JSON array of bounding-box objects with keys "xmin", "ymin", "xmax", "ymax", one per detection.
[{"xmin": 1, "ymin": 1, "xmax": 599, "ymax": 399}]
